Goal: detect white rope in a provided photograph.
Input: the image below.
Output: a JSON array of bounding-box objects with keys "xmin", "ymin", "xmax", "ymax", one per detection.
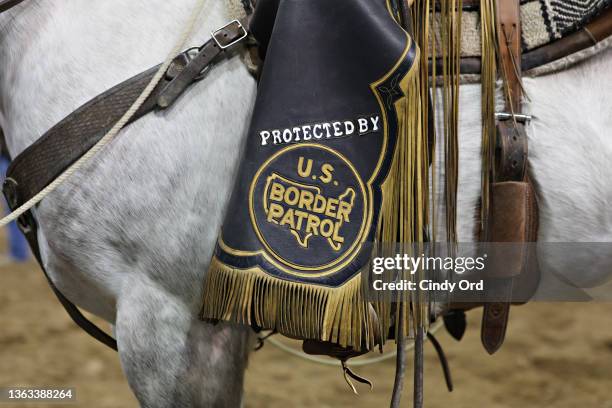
[
  {"xmin": 0, "ymin": 0, "xmax": 208, "ymax": 228},
  {"xmin": 264, "ymin": 320, "xmax": 444, "ymax": 367}
]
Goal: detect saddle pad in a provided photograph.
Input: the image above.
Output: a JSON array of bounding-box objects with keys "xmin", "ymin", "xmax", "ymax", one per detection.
[
  {"xmin": 438, "ymin": 0, "xmax": 611, "ymax": 57},
  {"xmin": 201, "ymin": 0, "xmax": 426, "ymax": 351}
]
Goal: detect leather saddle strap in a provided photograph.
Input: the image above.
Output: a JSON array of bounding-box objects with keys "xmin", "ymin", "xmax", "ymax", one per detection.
[
  {"xmin": 23, "ymin": 219, "xmax": 119, "ymax": 350},
  {"xmin": 0, "ymin": 0, "xmax": 24, "ymax": 13},
  {"xmin": 481, "ymin": 0, "xmax": 527, "ymax": 355},
  {"xmin": 497, "ymin": 0, "xmax": 522, "ymax": 114},
  {"xmin": 5, "ymin": 19, "xmax": 247, "ymax": 211},
  {"xmin": 3, "ymin": 20, "xmax": 247, "ymax": 351}
]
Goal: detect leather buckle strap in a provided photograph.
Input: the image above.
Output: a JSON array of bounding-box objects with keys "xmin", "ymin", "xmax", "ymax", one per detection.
[
  {"xmin": 497, "ymin": 0, "xmax": 523, "ymax": 113},
  {"xmin": 495, "ymin": 120, "xmax": 528, "ymax": 182},
  {"xmin": 495, "ymin": 0, "xmax": 528, "ymax": 183},
  {"xmin": 157, "ymin": 18, "xmax": 249, "ymax": 108},
  {"xmin": 481, "ymin": 0, "xmax": 529, "ymax": 356}
]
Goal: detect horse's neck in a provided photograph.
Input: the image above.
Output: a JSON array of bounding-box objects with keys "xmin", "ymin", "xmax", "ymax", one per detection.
[{"xmin": 0, "ymin": 0, "xmax": 231, "ymax": 156}]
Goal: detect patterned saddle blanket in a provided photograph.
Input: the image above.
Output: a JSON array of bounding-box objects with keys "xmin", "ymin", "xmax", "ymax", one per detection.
[
  {"xmin": 443, "ymin": 0, "xmax": 612, "ymax": 57},
  {"xmin": 227, "ymin": 0, "xmax": 612, "ymax": 60}
]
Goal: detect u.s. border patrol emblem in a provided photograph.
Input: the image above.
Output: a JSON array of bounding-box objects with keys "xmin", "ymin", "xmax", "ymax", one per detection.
[{"xmin": 250, "ymin": 143, "xmax": 368, "ymax": 274}]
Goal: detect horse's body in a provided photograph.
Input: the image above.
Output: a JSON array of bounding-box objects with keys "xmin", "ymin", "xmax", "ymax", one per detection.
[{"xmin": 0, "ymin": 0, "xmax": 610, "ymax": 406}]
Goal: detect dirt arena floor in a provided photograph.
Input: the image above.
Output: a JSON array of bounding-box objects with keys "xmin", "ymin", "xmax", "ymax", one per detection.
[{"xmin": 1, "ymin": 259, "xmax": 611, "ymax": 408}]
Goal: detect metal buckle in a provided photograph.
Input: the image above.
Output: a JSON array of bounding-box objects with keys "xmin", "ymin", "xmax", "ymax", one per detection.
[
  {"xmin": 2, "ymin": 177, "xmax": 34, "ymax": 234},
  {"xmin": 211, "ymin": 19, "xmax": 248, "ymax": 50},
  {"xmin": 164, "ymin": 47, "xmax": 210, "ymax": 84},
  {"xmin": 183, "ymin": 47, "xmax": 212, "ymax": 81},
  {"xmin": 495, "ymin": 112, "xmax": 533, "ymax": 123}
]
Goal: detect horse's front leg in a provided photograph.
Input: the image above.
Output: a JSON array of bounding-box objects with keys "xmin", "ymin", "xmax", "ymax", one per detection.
[{"xmin": 115, "ymin": 280, "xmax": 252, "ymax": 408}]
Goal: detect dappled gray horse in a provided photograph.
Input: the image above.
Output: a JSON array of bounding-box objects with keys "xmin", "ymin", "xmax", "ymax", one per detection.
[{"xmin": 1, "ymin": 0, "xmax": 611, "ymax": 406}]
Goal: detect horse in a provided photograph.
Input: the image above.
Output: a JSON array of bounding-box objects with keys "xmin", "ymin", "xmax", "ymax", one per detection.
[{"xmin": 1, "ymin": 0, "xmax": 610, "ymax": 406}]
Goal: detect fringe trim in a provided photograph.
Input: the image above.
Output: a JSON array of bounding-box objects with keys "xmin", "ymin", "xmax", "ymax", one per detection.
[
  {"xmin": 479, "ymin": 0, "xmax": 497, "ymax": 236},
  {"xmin": 201, "ymin": 257, "xmax": 376, "ymax": 350},
  {"xmin": 375, "ymin": 63, "xmax": 429, "ymax": 338}
]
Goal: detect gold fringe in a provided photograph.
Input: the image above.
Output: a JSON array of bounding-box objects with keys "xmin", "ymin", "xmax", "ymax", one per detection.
[
  {"xmin": 415, "ymin": 0, "xmax": 463, "ymax": 316},
  {"xmin": 376, "ymin": 4, "xmax": 434, "ymax": 337},
  {"xmin": 480, "ymin": 0, "xmax": 498, "ymax": 236},
  {"xmin": 377, "ymin": 68, "xmax": 425, "ymax": 337},
  {"xmin": 437, "ymin": 0, "xmax": 462, "ymax": 245},
  {"xmin": 201, "ymin": 257, "xmax": 375, "ymax": 350}
]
